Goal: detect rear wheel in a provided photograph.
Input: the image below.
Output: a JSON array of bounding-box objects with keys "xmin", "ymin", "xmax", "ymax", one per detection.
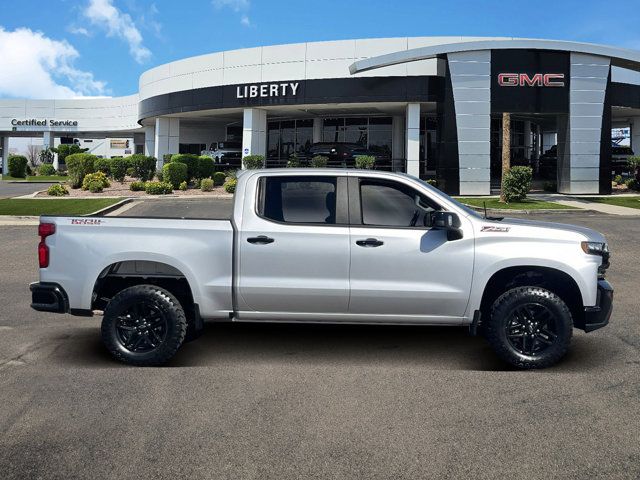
[
  {"xmin": 485, "ymin": 286, "xmax": 573, "ymax": 369},
  {"xmin": 101, "ymin": 285, "xmax": 187, "ymax": 366}
]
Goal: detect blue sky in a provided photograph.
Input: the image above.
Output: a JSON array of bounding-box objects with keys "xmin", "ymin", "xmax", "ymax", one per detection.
[{"xmin": 1, "ymin": 0, "xmax": 639, "ymax": 98}]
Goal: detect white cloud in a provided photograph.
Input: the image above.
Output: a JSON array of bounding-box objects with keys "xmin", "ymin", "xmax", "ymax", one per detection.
[
  {"xmin": 68, "ymin": 25, "xmax": 90, "ymax": 36},
  {"xmin": 83, "ymin": 0, "xmax": 151, "ymax": 63},
  {"xmin": 213, "ymin": 0, "xmax": 252, "ymax": 27},
  {"xmin": 213, "ymin": 0, "xmax": 250, "ymax": 11},
  {"xmin": 0, "ymin": 27, "xmax": 108, "ymax": 99}
]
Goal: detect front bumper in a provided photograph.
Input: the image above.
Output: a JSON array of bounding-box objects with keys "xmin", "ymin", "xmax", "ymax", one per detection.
[
  {"xmin": 30, "ymin": 282, "xmax": 69, "ymax": 313},
  {"xmin": 583, "ymin": 279, "xmax": 614, "ymax": 332}
]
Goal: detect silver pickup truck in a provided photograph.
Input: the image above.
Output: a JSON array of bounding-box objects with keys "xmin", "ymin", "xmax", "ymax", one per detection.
[{"xmin": 30, "ymin": 169, "xmax": 613, "ymax": 369}]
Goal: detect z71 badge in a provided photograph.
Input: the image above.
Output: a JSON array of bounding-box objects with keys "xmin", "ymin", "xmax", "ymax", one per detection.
[
  {"xmin": 481, "ymin": 225, "xmax": 510, "ymax": 233},
  {"xmin": 71, "ymin": 218, "xmax": 103, "ymax": 225}
]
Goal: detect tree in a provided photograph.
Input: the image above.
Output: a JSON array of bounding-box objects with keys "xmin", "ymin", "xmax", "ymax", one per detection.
[
  {"xmin": 26, "ymin": 144, "xmax": 42, "ymax": 167},
  {"xmin": 53, "ymin": 144, "xmax": 88, "ymax": 166},
  {"xmin": 500, "ymin": 112, "xmax": 511, "ymax": 203},
  {"xmin": 39, "ymin": 147, "xmax": 55, "ymax": 165}
]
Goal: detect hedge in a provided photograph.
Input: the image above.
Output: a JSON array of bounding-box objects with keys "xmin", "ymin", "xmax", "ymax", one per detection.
[
  {"xmin": 38, "ymin": 164, "xmax": 56, "ymax": 176},
  {"xmin": 94, "ymin": 158, "xmax": 111, "ymax": 176},
  {"xmin": 242, "ymin": 155, "xmax": 264, "ymax": 169},
  {"xmin": 145, "ymin": 181, "xmax": 173, "ymax": 195},
  {"xmin": 213, "ymin": 171, "xmax": 226, "ymax": 186},
  {"xmin": 110, "ymin": 157, "xmax": 129, "ymax": 182},
  {"xmin": 66, "ymin": 153, "xmax": 97, "ymax": 188},
  {"xmin": 170, "ymin": 154, "xmax": 199, "ymax": 180},
  {"xmin": 7, "ymin": 155, "xmax": 28, "ymax": 178},
  {"xmin": 198, "ymin": 156, "xmax": 215, "ymax": 179},
  {"xmin": 310, "ymin": 155, "xmax": 328, "ymax": 168},
  {"xmin": 162, "ymin": 162, "xmax": 188, "ymax": 189},
  {"xmin": 129, "ymin": 154, "xmax": 156, "ymax": 181},
  {"xmin": 502, "ymin": 166, "xmax": 533, "ymax": 203},
  {"xmin": 355, "ymin": 155, "xmax": 376, "ymax": 169}
]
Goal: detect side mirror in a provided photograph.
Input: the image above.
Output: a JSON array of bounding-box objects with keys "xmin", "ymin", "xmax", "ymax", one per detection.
[{"xmin": 432, "ymin": 211, "xmax": 463, "ymax": 241}]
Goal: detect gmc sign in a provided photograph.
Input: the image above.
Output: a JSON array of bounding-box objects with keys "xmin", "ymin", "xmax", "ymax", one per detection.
[{"xmin": 498, "ymin": 73, "xmax": 565, "ymax": 87}]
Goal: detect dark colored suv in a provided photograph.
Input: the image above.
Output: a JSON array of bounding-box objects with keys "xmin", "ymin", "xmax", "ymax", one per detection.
[{"xmin": 304, "ymin": 143, "xmax": 386, "ymax": 167}]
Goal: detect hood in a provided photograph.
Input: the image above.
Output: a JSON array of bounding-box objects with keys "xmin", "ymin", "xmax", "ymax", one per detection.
[{"xmin": 497, "ymin": 217, "xmax": 607, "ymax": 243}]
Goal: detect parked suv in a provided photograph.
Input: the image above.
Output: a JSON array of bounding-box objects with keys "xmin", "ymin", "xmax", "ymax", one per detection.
[
  {"xmin": 201, "ymin": 141, "xmax": 242, "ymax": 166},
  {"xmin": 304, "ymin": 142, "xmax": 387, "ymax": 167}
]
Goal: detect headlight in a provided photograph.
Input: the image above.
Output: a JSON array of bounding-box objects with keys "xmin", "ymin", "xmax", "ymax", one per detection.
[{"xmin": 581, "ymin": 241, "xmax": 608, "ymax": 255}]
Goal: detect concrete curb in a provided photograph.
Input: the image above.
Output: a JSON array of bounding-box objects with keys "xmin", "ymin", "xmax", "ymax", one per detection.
[{"xmin": 88, "ymin": 198, "xmax": 134, "ymax": 216}]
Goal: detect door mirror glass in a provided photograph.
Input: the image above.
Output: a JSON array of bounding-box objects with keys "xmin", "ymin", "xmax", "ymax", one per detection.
[{"xmin": 432, "ymin": 211, "xmax": 463, "ymax": 240}]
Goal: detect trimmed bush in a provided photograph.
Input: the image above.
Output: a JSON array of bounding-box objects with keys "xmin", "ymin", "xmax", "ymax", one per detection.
[
  {"xmin": 38, "ymin": 164, "xmax": 56, "ymax": 176},
  {"xmin": 110, "ymin": 157, "xmax": 129, "ymax": 182},
  {"xmin": 156, "ymin": 169, "xmax": 164, "ymax": 181},
  {"xmin": 355, "ymin": 155, "xmax": 376, "ymax": 169},
  {"xmin": 162, "ymin": 153, "xmax": 174, "ymax": 164},
  {"xmin": 162, "ymin": 161, "xmax": 188, "ymax": 189},
  {"xmin": 613, "ymin": 174, "xmax": 623, "ymax": 185},
  {"xmin": 170, "ymin": 154, "xmax": 199, "ymax": 180},
  {"xmin": 94, "ymin": 158, "xmax": 111, "ymax": 176},
  {"xmin": 145, "ymin": 181, "xmax": 173, "ymax": 195},
  {"xmin": 129, "ymin": 154, "xmax": 157, "ymax": 181},
  {"xmin": 224, "ymin": 178, "xmax": 237, "ymax": 194},
  {"xmin": 54, "ymin": 144, "xmax": 88, "ymax": 167},
  {"xmin": 82, "ymin": 172, "xmax": 110, "ymax": 191},
  {"xmin": 66, "ymin": 153, "xmax": 96, "ymax": 188},
  {"xmin": 624, "ymin": 178, "xmax": 639, "ymax": 190},
  {"xmin": 47, "ymin": 184, "xmax": 68, "ymax": 196},
  {"xmin": 7, "ymin": 155, "xmax": 28, "ymax": 178},
  {"xmin": 242, "ymin": 155, "xmax": 264, "ymax": 169},
  {"xmin": 201, "ymin": 178, "xmax": 214, "ymax": 192},
  {"xmin": 198, "ymin": 155, "xmax": 215, "ymax": 179},
  {"xmin": 86, "ymin": 179, "xmax": 105, "ymax": 193},
  {"xmin": 130, "ymin": 180, "xmax": 146, "ymax": 191},
  {"xmin": 287, "ymin": 153, "xmax": 301, "ymax": 168},
  {"xmin": 179, "ymin": 181, "xmax": 188, "ymax": 191},
  {"xmin": 213, "ymin": 171, "xmax": 226, "ymax": 186},
  {"xmin": 310, "ymin": 155, "xmax": 328, "ymax": 168},
  {"xmin": 502, "ymin": 166, "xmax": 533, "ymax": 203}
]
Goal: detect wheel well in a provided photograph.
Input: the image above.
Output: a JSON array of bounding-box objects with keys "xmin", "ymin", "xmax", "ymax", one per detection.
[
  {"xmin": 479, "ymin": 266, "xmax": 585, "ymax": 329},
  {"xmin": 92, "ymin": 261, "xmax": 195, "ymax": 319}
]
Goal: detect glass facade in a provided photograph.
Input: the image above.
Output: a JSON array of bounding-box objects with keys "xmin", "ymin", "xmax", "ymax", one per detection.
[
  {"xmin": 267, "ymin": 119, "xmax": 313, "ymax": 167},
  {"xmin": 267, "ymin": 116, "xmax": 394, "ymax": 167}
]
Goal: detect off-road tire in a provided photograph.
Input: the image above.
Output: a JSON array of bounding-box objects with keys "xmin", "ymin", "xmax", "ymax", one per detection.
[
  {"xmin": 485, "ymin": 286, "xmax": 573, "ymax": 369},
  {"xmin": 101, "ymin": 285, "xmax": 187, "ymax": 366}
]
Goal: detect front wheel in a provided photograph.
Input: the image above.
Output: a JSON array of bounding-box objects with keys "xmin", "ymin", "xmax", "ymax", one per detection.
[
  {"xmin": 101, "ymin": 285, "xmax": 187, "ymax": 366},
  {"xmin": 485, "ymin": 286, "xmax": 573, "ymax": 369}
]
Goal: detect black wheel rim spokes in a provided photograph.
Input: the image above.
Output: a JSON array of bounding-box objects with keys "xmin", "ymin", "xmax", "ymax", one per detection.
[
  {"xmin": 505, "ymin": 303, "xmax": 557, "ymax": 356},
  {"xmin": 115, "ymin": 302, "xmax": 168, "ymax": 353}
]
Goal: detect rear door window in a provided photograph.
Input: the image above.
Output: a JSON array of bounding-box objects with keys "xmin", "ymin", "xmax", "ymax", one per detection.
[{"xmin": 259, "ymin": 176, "xmax": 337, "ymax": 224}]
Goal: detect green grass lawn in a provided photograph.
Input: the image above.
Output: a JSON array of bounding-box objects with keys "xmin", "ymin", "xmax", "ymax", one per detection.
[
  {"xmin": 1, "ymin": 175, "xmax": 68, "ymax": 182},
  {"xmin": 455, "ymin": 197, "xmax": 576, "ymax": 210},
  {"xmin": 587, "ymin": 196, "xmax": 640, "ymax": 209},
  {"xmin": 0, "ymin": 198, "xmax": 123, "ymax": 216}
]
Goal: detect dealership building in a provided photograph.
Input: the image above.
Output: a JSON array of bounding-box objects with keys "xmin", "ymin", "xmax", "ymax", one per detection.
[{"xmin": 2, "ymin": 36, "xmax": 640, "ymax": 195}]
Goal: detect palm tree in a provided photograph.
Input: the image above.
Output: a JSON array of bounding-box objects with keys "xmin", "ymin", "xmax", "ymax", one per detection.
[{"xmin": 500, "ymin": 112, "xmax": 511, "ymax": 202}]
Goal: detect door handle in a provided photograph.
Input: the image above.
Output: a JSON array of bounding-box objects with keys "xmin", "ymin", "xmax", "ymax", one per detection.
[
  {"xmin": 247, "ymin": 235, "xmax": 274, "ymax": 245},
  {"xmin": 356, "ymin": 238, "xmax": 384, "ymax": 247}
]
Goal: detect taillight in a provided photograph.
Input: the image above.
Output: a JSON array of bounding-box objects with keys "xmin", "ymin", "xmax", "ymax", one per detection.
[{"xmin": 38, "ymin": 222, "xmax": 55, "ymax": 268}]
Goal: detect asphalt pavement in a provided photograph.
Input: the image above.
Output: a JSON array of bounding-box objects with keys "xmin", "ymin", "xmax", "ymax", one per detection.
[
  {"xmin": 0, "ymin": 211, "xmax": 638, "ymax": 479},
  {"xmin": 0, "ymin": 181, "xmax": 53, "ymax": 199}
]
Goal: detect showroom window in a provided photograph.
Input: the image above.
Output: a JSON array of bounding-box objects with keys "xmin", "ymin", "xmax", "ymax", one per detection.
[
  {"xmin": 259, "ymin": 176, "xmax": 337, "ymax": 224},
  {"xmin": 266, "ymin": 119, "xmax": 313, "ymax": 167}
]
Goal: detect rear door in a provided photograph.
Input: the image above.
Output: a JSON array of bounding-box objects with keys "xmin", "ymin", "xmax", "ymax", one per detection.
[
  {"xmin": 237, "ymin": 174, "xmax": 351, "ymax": 317},
  {"xmin": 347, "ymin": 176, "xmax": 474, "ymax": 321}
]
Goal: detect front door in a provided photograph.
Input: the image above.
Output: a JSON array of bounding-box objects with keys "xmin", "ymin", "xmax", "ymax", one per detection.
[
  {"xmin": 237, "ymin": 174, "xmax": 350, "ymax": 317},
  {"xmin": 348, "ymin": 176, "xmax": 474, "ymax": 321}
]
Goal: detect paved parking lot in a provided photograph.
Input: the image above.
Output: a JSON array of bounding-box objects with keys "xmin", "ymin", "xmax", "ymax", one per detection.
[
  {"xmin": 0, "ymin": 209, "xmax": 638, "ymax": 479},
  {"xmin": 0, "ymin": 181, "xmax": 52, "ymax": 199}
]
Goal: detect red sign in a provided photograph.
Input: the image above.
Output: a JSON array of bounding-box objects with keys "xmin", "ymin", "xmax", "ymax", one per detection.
[{"xmin": 498, "ymin": 73, "xmax": 565, "ymax": 87}]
